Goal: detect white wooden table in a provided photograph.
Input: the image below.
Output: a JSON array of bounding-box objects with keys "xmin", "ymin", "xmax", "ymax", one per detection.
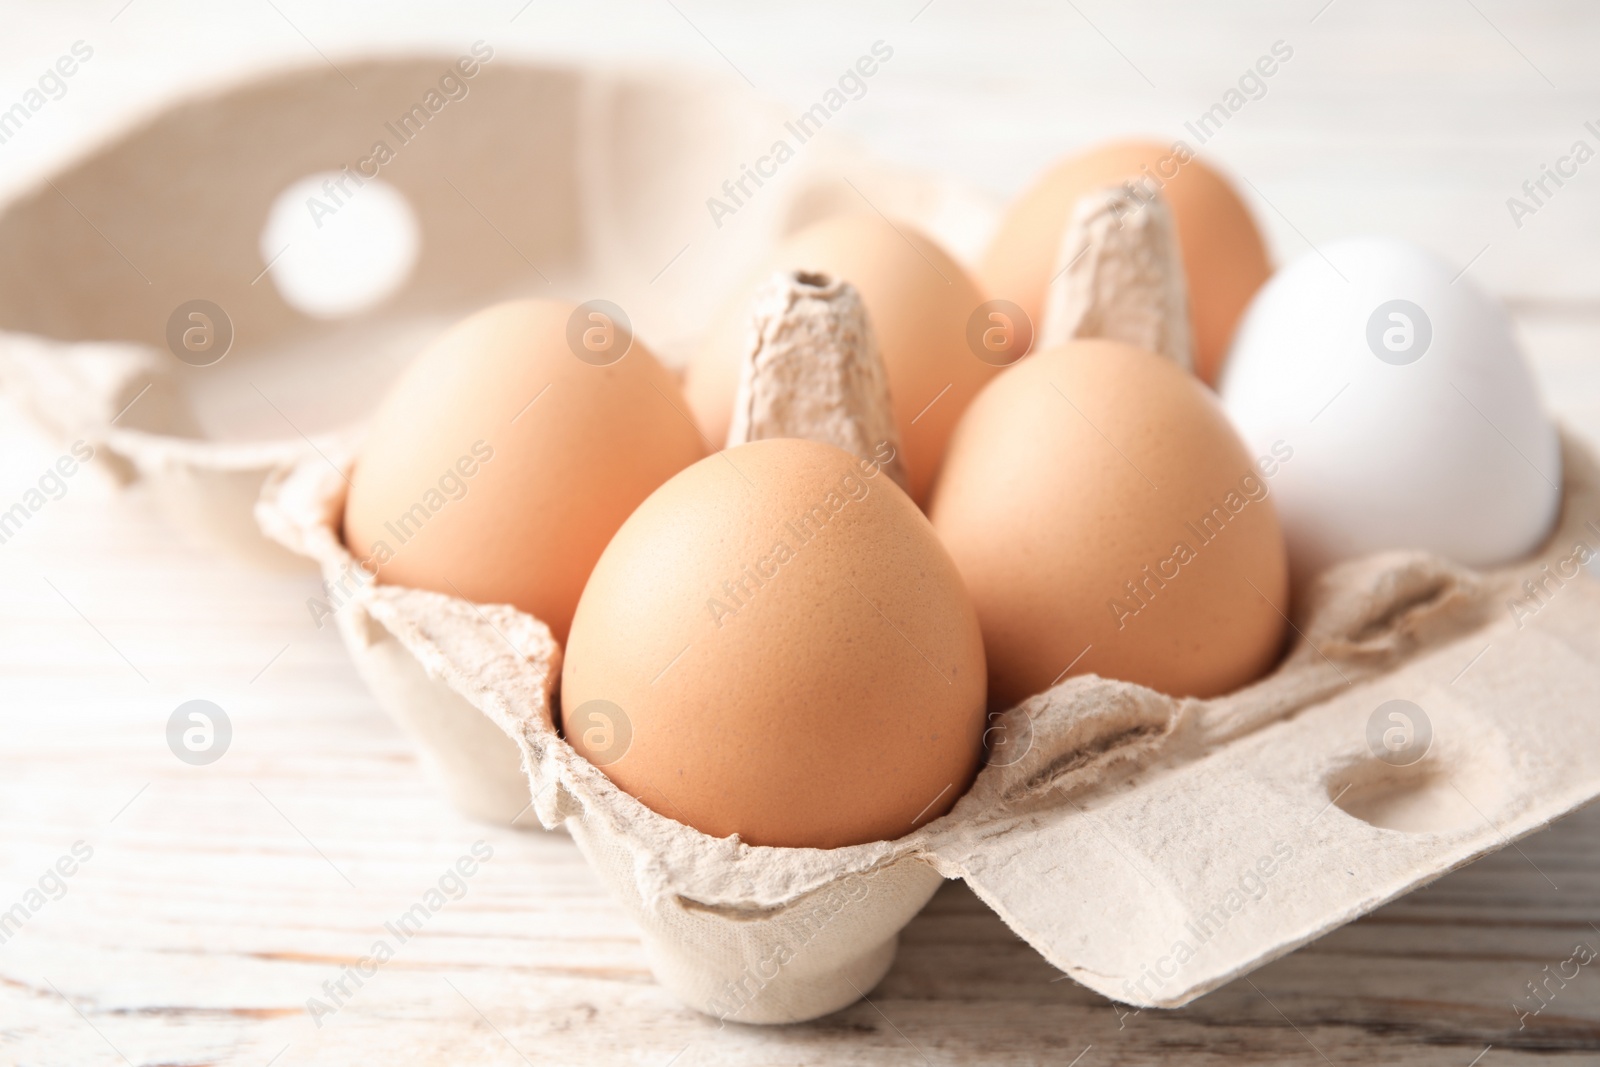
[{"xmin": 4, "ymin": 3, "xmax": 1600, "ymax": 1063}]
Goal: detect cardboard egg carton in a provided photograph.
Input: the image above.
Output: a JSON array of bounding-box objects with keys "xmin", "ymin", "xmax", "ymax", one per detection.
[
  {"xmin": 14, "ymin": 54, "xmax": 1600, "ymax": 1025},
  {"xmin": 0, "ymin": 54, "xmax": 989, "ymax": 824},
  {"xmin": 0, "ymin": 54, "xmax": 993, "ymax": 565},
  {"xmin": 256, "ymin": 224, "xmax": 1600, "ymax": 1021},
  {"xmin": 257, "ymin": 417, "xmax": 1600, "ymax": 1022}
]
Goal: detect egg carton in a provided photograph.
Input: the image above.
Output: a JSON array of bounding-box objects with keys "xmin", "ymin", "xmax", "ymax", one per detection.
[
  {"xmin": 0, "ymin": 54, "xmax": 994, "ymax": 566},
  {"xmin": 0, "ymin": 54, "xmax": 992, "ymax": 827},
  {"xmin": 257, "ymin": 418, "xmax": 1600, "ymax": 1021},
  {"xmin": 22, "ymin": 52, "xmax": 1600, "ymax": 1025},
  {"xmin": 254, "ymin": 185, "xmax": 1599, "ymax": 1021}
]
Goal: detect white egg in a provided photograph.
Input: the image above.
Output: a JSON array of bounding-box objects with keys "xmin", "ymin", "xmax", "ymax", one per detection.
[{"xmin": 1219, "ymin": 236, "xmax": 1560, "ymax": 584}]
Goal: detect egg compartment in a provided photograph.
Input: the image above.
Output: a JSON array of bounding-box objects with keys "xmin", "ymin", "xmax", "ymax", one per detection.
[
  {"xmin": 0, "ymin": 56, "xmax": 994, "ymax": 564},
  {"xmin": 259, "ymin": 414, "xmax": 1600, "ymax": 1022}
]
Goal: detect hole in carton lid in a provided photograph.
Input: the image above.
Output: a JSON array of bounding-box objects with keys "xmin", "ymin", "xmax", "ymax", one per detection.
[
  {"xmin": 259, "ymin": 171, "xmax": 420, "ymax": 319},
  {"xmin": 1327, "ymin": 754, "xmax": 1506, "ymax": 835}
]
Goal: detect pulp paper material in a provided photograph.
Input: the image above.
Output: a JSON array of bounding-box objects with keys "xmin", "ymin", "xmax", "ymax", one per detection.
[
  {"xmin": 726, "ymin": 272, "xmax": 907, "ymax": 491},
  {"xmin": 258, "ymin": 420, "xmax": 1600, "ymax": 1022},
  {"xmin": 0, "ymin": 331, "xmax": 186, "ymax": 482},
  {"xmin": 1039, "ymin": 187, "xmax": 1193, "ymax": 367},
  {"xmin": 938, "ymin": 433, "xmax": 1600, "ymax": 1008},
  {"xmin": 0, "ymin": 57, "xmax": 996, "ymax": 563},
  {"xmin": 258, "ymin": 447, "xmax": 949, "ymax": 1021},
  {"xmin": 0, "ymin": 329, "xmax": 325, "ymax": 566},
  {"xmin": 255, "ymin": 444, "xmax": 553, "ymax": 827}
]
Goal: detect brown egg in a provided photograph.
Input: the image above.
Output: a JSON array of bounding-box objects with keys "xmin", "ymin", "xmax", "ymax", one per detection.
[
  {"xmin": 343, "ymin": 298, "xmax": 706, "ymax": 644},
  {"xmin": 929, "ymin": 340, "xmax": 1288, "ymax": 707},
  {"xmin": 980, "ymin": 140, "xmax": 1270, "ymax": 386},
  {"xmin": 684, "ymin": 214, "xmax": 997, "ymax": 505},
  {"xmin": 561, "ymin": 437, "xmax": 987, "ymax": 849}
]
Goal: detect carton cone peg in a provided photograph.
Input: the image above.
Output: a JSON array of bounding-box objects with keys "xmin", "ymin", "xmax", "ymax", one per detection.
[
  {"xmin": 727, "ymin": 270, "xmax": 909, "ymax": 492},
  {"xmin": 1039, "ymin": 185, "xmax": 1194, "ymax": 369}
]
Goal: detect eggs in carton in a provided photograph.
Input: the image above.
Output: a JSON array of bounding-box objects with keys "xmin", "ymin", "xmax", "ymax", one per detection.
[
  {"xmin": 258, "ymin": 181, "xmax": 1600, "ymax": 1023},
  {"xmin": 11, "ymin": 55, "xmax": 1599, "ymax": 1027}
]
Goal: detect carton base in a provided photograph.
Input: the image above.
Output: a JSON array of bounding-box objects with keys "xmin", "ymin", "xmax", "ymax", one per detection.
[
  {"xmin": 644, "ymin": 928, "xmax": 901, "ymax": 1026},
  {"xmin": 344, "ymin": 614, "xmax": 536, "ymax": 828},
  {"xmin": 567, "ymin": 816, "xmax": 944, "ymax": 1024}
]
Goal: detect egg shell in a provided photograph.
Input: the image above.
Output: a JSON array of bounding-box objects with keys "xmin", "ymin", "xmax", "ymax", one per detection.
[
  {"xmin": 1219, "ymin": 236, "xmax": 1562, "ymax": 585},
  {"xmin": 684, "ymin": 214, "xmax": 996, "ymax": 505},
  {"xmin": 980, "ymin": 140, "xmax": 1270, "ymax": 386},
  {"xmin": 343, "ymin": 298, "xmax": 706, "ymax": 644},
  {"xmin": 561, "ymin": 437, "xmax": 988, "ymax": 850},
  {"xmin": 930, "ymin": 340, "xmax": 1289, "ymax": 707}
]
